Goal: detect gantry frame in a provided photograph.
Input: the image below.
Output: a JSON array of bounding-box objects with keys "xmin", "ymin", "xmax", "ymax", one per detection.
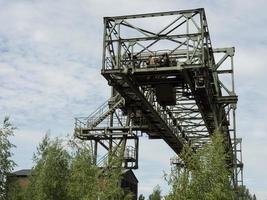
[{"xmin": 74, "ymin": 8, "xmax": 243, "ymax": 189}]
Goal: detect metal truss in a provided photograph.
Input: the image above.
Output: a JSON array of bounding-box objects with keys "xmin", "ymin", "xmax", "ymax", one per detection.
[
  {"xmin": 74, "ymin": 8, "xmax": 243, "ymax": 189},
  {"xmin": 75, "ymin": 93, "xmax": 140, "ymax": 169}
]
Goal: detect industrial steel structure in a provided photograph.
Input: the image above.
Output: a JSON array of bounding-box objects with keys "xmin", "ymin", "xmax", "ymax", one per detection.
[{"xmin": 75, "ymin": 8, "xmax": 243, "ymax": 190}]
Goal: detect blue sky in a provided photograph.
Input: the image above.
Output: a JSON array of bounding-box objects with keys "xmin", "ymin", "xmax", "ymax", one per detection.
[{"xmin": 0, "ymin": 0, "xmax": 267, "ymax": 199}]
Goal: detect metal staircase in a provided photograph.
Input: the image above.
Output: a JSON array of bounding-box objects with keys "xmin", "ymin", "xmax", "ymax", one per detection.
[{"xmin": 88, "ymin": 96, "xmax": 124, "ymax": 129}]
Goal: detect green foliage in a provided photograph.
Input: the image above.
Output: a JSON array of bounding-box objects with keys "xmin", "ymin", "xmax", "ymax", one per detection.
[
  {"xmin": 148, "ymin": 185, "xmax": 161, "ymax": 200},
  {"xmin": 4, "ymin": 124, "xmax": 256, "ymax": 200},
  {"xmin": 0, "ymin": 117, "xmax": 16, "ymax": 200},
  {"xmin": 26, "ymin": 134, "xmax": 70, "ymax": 200},
  {"xmin": 67, "ymin": 138, "xmax": 132, "ymax": 200},
  {"xmin": 6, "ymin": 180, "xmax": 26, "ymax": 200},
  {"xmin": 20, "ymin": 135, "xmax": 131, "ymax": 200},
  {"xmin": 237, "ymin": 185, "xmax": 257, "ymax": 200},
  {"xmin": 165, "ymin": 131, "xmax": 235, "ymax": 200},
  {"xmin": 138, "ymin": 194, "xmax": 145, "ymax": 200},
  {"xmin": 67, "ymin": 142, "xmax": 98, "ymax": 200},
  {"xmin": 2, "ymin": 119, "xmax": 256, "ymax": 200},
  {"xmin": 97, "ymin": 146, "xmax": 132, "ymax": 200}
]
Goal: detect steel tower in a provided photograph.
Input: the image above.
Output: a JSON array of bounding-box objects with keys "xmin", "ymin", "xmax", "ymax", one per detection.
[{"xmin": 74, "ymin": 8, "xmax": 243, "ymax": 188}]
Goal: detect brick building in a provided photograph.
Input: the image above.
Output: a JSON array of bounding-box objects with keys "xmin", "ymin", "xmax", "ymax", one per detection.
[
  {"xmin": 7, "ymin": 169, "xmax": 138, "ymax": 199},
  {"xmin": 7, "ymin": 169, "xmax": 31, "ymax": 189}
]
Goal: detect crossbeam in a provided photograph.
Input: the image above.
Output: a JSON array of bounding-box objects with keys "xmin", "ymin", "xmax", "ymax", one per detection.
[{"xmin": 74, "ymin": 8, "xmax": 243, "ymax": 190}]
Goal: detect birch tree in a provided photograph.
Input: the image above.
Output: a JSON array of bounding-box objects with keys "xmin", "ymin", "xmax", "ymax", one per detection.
[{"xmin": 0, "ymin": 117, "xmax": 16, "ymax": 199}]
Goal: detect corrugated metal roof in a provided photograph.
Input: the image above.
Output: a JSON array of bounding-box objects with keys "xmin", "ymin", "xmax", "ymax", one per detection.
[{"xmin": 11, "ymin": 169, "xmax": 31, "ymax": 176}]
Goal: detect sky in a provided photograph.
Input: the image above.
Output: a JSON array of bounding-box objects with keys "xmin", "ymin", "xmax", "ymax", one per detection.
[{"xmin": 0, "ymin": 0, "xmax": 267, "ymax": 199}]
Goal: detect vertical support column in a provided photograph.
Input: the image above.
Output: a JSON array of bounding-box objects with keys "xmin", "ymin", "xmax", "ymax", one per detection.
[
  {"xmin": 108, "ymin": 88, "xmax": 115, "ymax": 165},
  {"xmin": 116, "ymin": 20, "xmax": 121, "ymax": 69},
  {"xmin": 213, "ymin": 47, "xmax": 242, "ymax": 190},
  {"xmin": 94, "ymin": 139, "xmax": 98, "ymax": 165},
  {"xmin": 199, "ymin": 10, "xmax": 205, "ymax": 65},
  {"xmin": 135, "ymin": 136, "xmax": 139, "ymax": 169},
  {"xmin": 232, "ymin": 107, "xmax": 238, "ymax": 189},
  {"xmin": 236, "ymin": 138, "xmax": 244, "ymax": 187},
  {"xmin": 102, "ymin": 17, "xmax": 108, "ymax": 71},
  {"xmin": 230, "ymin": 48, "xmax": 239, "ymax": 190},
  {"xmin": 186, "ymin": 14, "xmax": 189, "ymax": 61}
]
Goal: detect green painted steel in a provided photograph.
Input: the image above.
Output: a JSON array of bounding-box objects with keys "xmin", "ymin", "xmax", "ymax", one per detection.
[{"xmin": 74, "ymin": 8, "xmax": 243, "ymax": 189}]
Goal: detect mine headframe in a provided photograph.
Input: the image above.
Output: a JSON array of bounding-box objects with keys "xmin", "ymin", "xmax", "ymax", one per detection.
[{"xmin": 74, "ymin": 8, "xmax": 243, "ymax": 188}]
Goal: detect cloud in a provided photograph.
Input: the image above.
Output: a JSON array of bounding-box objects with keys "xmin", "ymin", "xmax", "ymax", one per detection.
[{"xmin": 0, "ymin": 0, "xmax": 266, "ymax": 199}]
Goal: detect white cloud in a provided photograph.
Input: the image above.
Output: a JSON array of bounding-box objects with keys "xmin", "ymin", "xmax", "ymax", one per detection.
[{"xmin": 0, "ymin": 0, "xmax": 266, "ymax": 199}]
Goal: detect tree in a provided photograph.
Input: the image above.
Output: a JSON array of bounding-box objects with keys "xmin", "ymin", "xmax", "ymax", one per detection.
[
  {"xmin": 26, "ymin": 134, "xmax": 70, "ymax": 200},
  {"xmin": 67, "ymin": 142, "xmax": 99, "ymax": 200},
  {"xmin": 6, "ymin": 180, "xmax": 26, "ymax": 200},
  {"xmin": 66, "ymin": 137, "xmax": 132, "ymax": 200},
  {"xmin": 148, "ymin": 185, "xmax": 161, "ymax": 200},
  {"xmin": 0, "ymin": 117, "xmax": 16, "ymax": 200},
  {"xmin": 96, "ymin": 146, "xmax": 132, "ymax": 200},
  {"xmin": 237, "ymin": 185, "xmax": 257, "ymax": 200},
  {"xmin": 21, "ymin": 135, "xmax": 132, "ymax": 200},
  {"xmin": 138, "ymin": 194, "xmax": 145, "ymax": 200},
  {"xmin": 165, "ymin": 131, "xmax": 235, "ymax": 200}
]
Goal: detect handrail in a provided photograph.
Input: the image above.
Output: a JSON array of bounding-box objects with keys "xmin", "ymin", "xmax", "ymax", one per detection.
[{"xmin": 75, "ymin": 94, "xmax": 122, "ymax": 131}]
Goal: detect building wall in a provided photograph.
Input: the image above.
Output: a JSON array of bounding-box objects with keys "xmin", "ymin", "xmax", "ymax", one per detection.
[{"xmin": 17, "ymin": 177, "xmax": 29, "ymax": 188}]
